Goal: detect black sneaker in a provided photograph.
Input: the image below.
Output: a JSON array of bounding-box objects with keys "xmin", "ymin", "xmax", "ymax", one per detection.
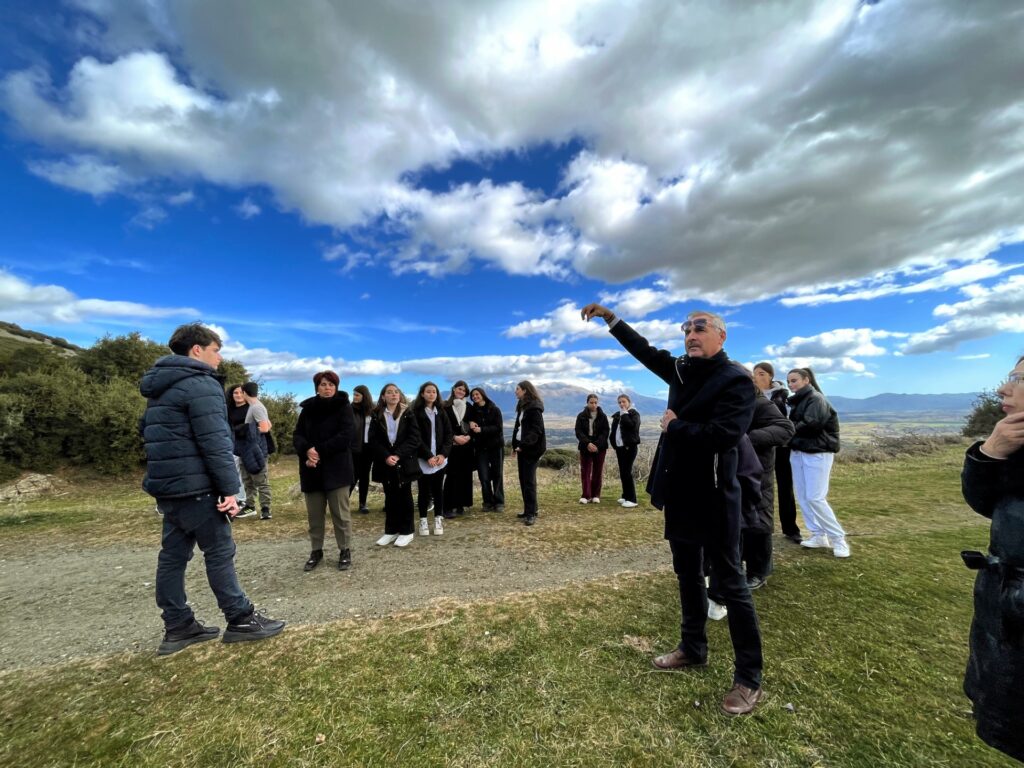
[
  {"xmin": 304, "ymin": 549, "xmax": 323, "ymax": 572},
  {"xmin": 260, "ymin": 507, "xmax": 272, "ymax": 520},
  {"xmin": 494, "ymin": 504, "xmax": 505, "ymax": 513},
  {"xmin": 223, "ymin": 610, "xmax": 286, "ymax": 644},
  {"xmin": 746, "ymin": 575, "xmax": 767, "ymax": 591},
  {"xmin": 338, "ymin": 549, "xmax": 352, "ymax": 571},
  {"xmin": 524, "ymin": 514, "xmax": 537, "ymax": 526},
  {"xmin": 158, "ymin": 618, "xmax": 220, "ymax": 656},
  {"xmin": 359, "ymin": 506, "xmax": 370, "ymax": 515}
]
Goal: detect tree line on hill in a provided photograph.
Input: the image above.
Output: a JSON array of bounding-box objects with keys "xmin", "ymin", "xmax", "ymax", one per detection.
[{"xmin": 0, "ymin": 331, "xmax": 298, "ymax": 480}]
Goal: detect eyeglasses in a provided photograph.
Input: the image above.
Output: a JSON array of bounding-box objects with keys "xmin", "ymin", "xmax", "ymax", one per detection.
[
  {"xmin": 681, "ymin": 318, "xmax": 719, "ymax": 334},
  {"xmin": 1001, "ymin": 372, "xmax": 1024, "ymax": 388}
]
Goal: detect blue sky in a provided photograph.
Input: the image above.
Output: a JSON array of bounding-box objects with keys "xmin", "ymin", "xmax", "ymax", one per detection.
[{"xmin": 0, "ymin": 0, "xmax": 1022, "ymax": 402}]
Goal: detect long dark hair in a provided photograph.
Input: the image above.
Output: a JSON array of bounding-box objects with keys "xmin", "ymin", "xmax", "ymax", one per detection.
[
  {"xmin": 469, "ymin": 386, "xmax": 491, "ymax": 406},
  {"xmin": 225, "ymin": 384, "xmax": 245, "ymax": 411},
  {"xmin": 373, "ymin": 382, "xmax": 407, "ymax": 416},
  {"xmin": 446, "ymin": 380, "xmax": 470, "ymax": 406},
  {"xmin": 352, "ymin": 384, "xmax": 373, "ymax": 418},
  {"xmin": 516, "ymin": 380, "xmax": 543, "ymax": 411},
  {"xmin": 788, "ymin": 367, "xmax": 824, "ymax": 394},
  {"xmin": 411, "ymin": 381, "xmax": 441, "ymax": 412}
]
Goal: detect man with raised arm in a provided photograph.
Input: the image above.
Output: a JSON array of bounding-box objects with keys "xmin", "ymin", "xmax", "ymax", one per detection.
[
  {"xmin": 140, "ymin": 322, "xmax": 285, "ymax": 656},
  {"xmin": 581, "ymin": 303, "xmax": 763, "ymax": 715}
]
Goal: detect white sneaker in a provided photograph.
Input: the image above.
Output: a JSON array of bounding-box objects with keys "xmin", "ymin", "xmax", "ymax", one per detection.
[
  {"xmin": 419, "ymin": 518, "xmax": 429, "ymax": 536},
  {"xmin": 434, "ymin": 517, "xmax": 444, "ymax": 535},
  {"xmin": 579, "ymin": 497, "xmax": 589, "ymax": 504},
  {"xmin": 590, "ymin": 497, "xmax": 600, "ymax": 504},
  {"xmin": 801, "ymin": 534, "xmax": 830, "ymax": 549},
  {"xmin": 394, "ymin": 533, "xmax": 414, "ymax": 548},
  {"xmin": 832, "ymin": 538, "xmax": 851, "ymax": 558},
  {"xmin": 621, "ymin": 500, "xmax": 638, "ymax": 508},
  {"xmin": 617, "ymin": 498, "xmax": 625, "ymax": 504},
  {"xmin": 708, "ymin": 600, "xmax": 728, "ymax": 621},
  {"xmin": 376, "ymin": 534, "xmax": 398, "ymax": 546}
]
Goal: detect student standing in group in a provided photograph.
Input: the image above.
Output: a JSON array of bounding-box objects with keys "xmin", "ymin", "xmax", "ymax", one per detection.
[
  {"xmin": 443, "ymin": 380, "xmax": 475, "ymax": 517},
  {"xmin": 225, "ymin": 384, "xmax": 250, "ymax": 514},
  {"xmin": 369, "ymin": 383, "xmax": 421, "ymax": 547},
  {"xmin": 787, "ymin": 367, "xmax": 849, "ymax": 558},
  {"xmin": 753, "ymin": 362, "xmax": 801, "ymax": 543},
  {"xmin": 292, "ymin": 370, "xmax": 356, "ymax": 572},
  {"xmin": 411, "ymin": 381, "xmax": 453, "ymax": 537},
  {"xmin": 350, "ymin": 384, "xmax": 374, "ymax": 514},
  {"xmin": 468, "ymin": 386, "xmax": 505, "ymax": 512},
  {"xmin": 512, "ymin": 380, "xmax": 546, "ymax": 526},
  {"xmin": 610, "ymin": 394, "xmax": 641, "ymax": 508},
  {"xmin": 239, "ymin": 382, "xmax": 273, "ymax": 520},
  {"xmin": 575, "ymin": 394, "xmax": 610, "ymax": 504}
]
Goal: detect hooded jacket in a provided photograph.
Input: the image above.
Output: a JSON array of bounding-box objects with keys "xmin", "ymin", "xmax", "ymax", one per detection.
[
  {"xmin": 575, "ymin": 406, "xmax": 610, "ymax": 452},
  {"xmin": 962, "ymin": 441, "xmax": 1024, "ymax": 762},
  {"xmin": 292, "ymin": 391, "xmax": 356, "ymax": 493},
  {"xmin": 787, "ymin": 386, "xmax": 840, "ymax": 453},
  {"xmin": 139, "ymin": 354, "xmax": 239, "ymax": 499}
]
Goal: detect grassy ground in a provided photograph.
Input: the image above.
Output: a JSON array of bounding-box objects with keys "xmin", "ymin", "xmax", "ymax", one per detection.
[{"xmin": 0, "ymin": 444, "xmax": 1017, "ymax": 767}]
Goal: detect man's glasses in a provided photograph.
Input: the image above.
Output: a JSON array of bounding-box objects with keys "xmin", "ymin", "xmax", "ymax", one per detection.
[
  {"xmin": 681, "ymin": 318, "xmax": 718, "ymax": 334},
  {"xmin": 1001, "ymin": 372, "xmax": 1024, "ymax": 388}
]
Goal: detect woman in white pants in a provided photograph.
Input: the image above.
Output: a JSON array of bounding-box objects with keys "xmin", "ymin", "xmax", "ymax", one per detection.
[{"xmin": 786, "ymin": 368, "xmax": 849, "ymax": 558}]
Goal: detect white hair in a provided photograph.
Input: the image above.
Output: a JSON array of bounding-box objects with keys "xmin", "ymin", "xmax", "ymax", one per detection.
[{"xmin": 686, "ymin": 310, "xmax": 726, "ymax": 333}]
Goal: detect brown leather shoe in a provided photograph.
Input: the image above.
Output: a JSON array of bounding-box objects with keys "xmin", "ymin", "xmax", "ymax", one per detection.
[
  {"xmin": 652, "ymin": 648, "xmax": 708, "ymax": 670},
  {"xmin": 721, "ymin": 683, "xmax": 763, "ymax": 715}
]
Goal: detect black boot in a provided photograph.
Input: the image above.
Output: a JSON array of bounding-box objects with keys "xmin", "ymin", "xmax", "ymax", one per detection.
[
  {"xmin": 338, "ymin": 549, "xmax": 352, "ymax": 571},
  {"xmin": 304, "ymin": 549, "xmax": 323, "ymax": 571},
  {"xmin": 260, "ymin": 506, "xmax": 272, "ymax": 520}
]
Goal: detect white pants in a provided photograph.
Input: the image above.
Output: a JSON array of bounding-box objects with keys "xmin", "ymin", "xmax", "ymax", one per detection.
[
  {"xmin": 790, "ymin": 451, "xmax": 845, "ymax": 540},
  {"xmin": 233, "ymin": 455, "xmax": 247, "ymax": 504}
]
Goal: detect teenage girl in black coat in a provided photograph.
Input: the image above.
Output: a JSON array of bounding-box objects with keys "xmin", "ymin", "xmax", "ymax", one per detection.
[
  {"xmin": 411, "ymin": 381, "xmax": 453, "ymax": 536},
  {"xmin": 443, "ymin": 380, "xmax": 474, "ymax": 516},
  {"xmin": 610, "ymin": 394, "xmax": 641, "ymax": 508},
  {"xmin": 369, "ymin": 383, "xmax": 421, "ymax": 547},
  {"xmin": 350, "ymin": 384, "xmax": 374, "ymax": 514},
  {"xmin": 512, "ymin": 380, "xmax": 546, "ymax": 526}
]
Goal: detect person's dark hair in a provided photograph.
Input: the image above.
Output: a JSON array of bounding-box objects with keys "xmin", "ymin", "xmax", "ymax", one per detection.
[
  {"xmin": 312, "ymin": 370, "xmax": 340, "ymax": 390},
  {"xmin": 617, "ymin": 393, "xmax": 631, "ymax": 406},
  {"xmin": 754, "ymin": 361, "xmax": 774, "ymax": 379},
  {"xmin": 352, "ymin": 384, "xmax": 373, "ymax": 418},
  {"xmin": 469, "ymin": 386, "xmax": 491, "ymax": 406},
  {"xmin": 446, "ymin": 380, "xmax": 470, "ymax": 405},
  {"xmin": 411, "ymin": 381, "xmax": 441, "ymax": 411},
  {"xmin": 586, "ymin": 393, "xmax": 598, "ymax": 403},
  {"xmin": 168, "ymin": 322, "xmax": 221, "ymax": 356},
  {"xmin": 241, "ymin": 381, "xmax": 259, "ymax": 397},
  {"xmin": 788, "ymin": 367, "xmax": 823, "ymax": 394},
  {"xmin": 516, "ymin": 380, "xmax": 543, "ymax": 410},
  {"xmin": 225, "ymin": 384, "xmax": 244, "ymax": 410},
  {"xmin": 374, "ymin": 382, "xmax": 407, "ymax": 415}
]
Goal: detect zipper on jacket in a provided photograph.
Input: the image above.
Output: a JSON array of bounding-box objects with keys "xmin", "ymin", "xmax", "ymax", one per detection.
[{"xmin": 713, "ymin": 453, "xmax": 719, "ymax": 488}]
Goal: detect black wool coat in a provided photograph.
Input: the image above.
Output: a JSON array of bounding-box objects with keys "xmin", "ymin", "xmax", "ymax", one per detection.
[
  {"xmin": 467, "ymin": 401, "xmax": 505, "ymax": 450},
  {"xmin": 369, "ymin": 406, "xmax": 422, "ymax": 484},
  {"xmin": 610, "ymin": 320, "xmax": 755, "ymax": 540},
  {"xmin": 413, "ymin": 405, "xmax": 454, "ymax": 460},
  {"xmin": 746, "ymin": 394, "xmax": 795, "ymax": 531},
  {"xmin": 575, "ymin": 407, "xmax": 610, "ymax": 452},
  {"xmin": 610, "ymin": 408, "xmax": 641, "ymax": 448},
  {"xmin": 962, "ymin": 442, "xmax": 1024, "ymax": 763},
  {"xmin": 512, "ymin": 400, "xmax": 546, "ymax": 459},
  {"xmin": 787, "ymin": 386, "xmax": 840, "ymax": 453},
  {"xmin": 292, "ymin": 392, "xmax": 356, "ymax": 493}
]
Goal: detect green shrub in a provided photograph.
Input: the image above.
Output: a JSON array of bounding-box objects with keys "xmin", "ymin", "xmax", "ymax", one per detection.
[
  {"xmin": 962, "ymin": 390, "xmax": 1002, "ymax": 437},
  {"xmin": 263, "ymin": 392, "xmax": 299, "ymax": 457},
  {"xmin": 539, "ymin": 447, "xmax": 575, "ymax": 470}
]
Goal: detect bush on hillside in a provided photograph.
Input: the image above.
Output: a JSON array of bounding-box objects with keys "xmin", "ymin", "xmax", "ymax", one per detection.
[
  {"xmin": 76, "ymin": 332, "xmax": 166, "ymax": 383},
  {"xmin": 962, "ymin": 390, "xmax": 1002, "ymax": 438},
  {"xmin": 837, "ymin": 432, "xmax": 964, "ymax": 463},
  {"xmin": 263, "ymin": 392, "xmax": 299, "ymax": 458}
]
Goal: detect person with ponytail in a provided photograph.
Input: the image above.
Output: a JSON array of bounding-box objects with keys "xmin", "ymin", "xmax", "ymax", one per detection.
[
  {"xmin": 786, "ymin": 367, "xmax": 849, "ymax": 558},
  {"xmin": 512, "ymin": 380, "xmax": 546, "ymax": 526}
]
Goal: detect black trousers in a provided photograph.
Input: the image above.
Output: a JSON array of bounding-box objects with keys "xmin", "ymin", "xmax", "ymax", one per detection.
[
  {"xmin": 382, "ymin": 479, "xmax": 414, "ymax": 535},
  {"xmin": 477, "ymin": 446, "xmax": 505, "ymax": 507},
  {"xmin": 741, "ymin": 528, "xmax": 773, "ymax": 580},
  {"xmin": 614, "ymin": 445, "xmax": 638, "ymax": 503},
  {"xmin": 351, "ymin": 450, "xmax": 372, "ymax": 509},
  {"xmin": 669, "ymin": 521, "xmax": 763, "ymax": 689},
  {"xmin": 517, "ymin": 452, "xmax": 540, "ymax": 515},
  {"xmin": 774, "ymin": 447, "xmax": 800, "ymax": 537},
  {"xmin": 417, "ymin": 470, "xmax": 445, "ymax": 518}
]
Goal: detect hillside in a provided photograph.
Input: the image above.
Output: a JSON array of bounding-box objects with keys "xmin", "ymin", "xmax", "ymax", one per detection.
[{"xmin": 0, "ymin": 321, "xmax": 81, "ymax": 357}]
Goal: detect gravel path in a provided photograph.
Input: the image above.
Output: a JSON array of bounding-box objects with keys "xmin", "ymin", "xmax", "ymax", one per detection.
[{"xmin": 0, "ymin": 527, "xmax": 670, "ymax": 670}]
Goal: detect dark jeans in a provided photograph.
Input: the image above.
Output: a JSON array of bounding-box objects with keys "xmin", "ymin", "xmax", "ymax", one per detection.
[
  {"xmin": 774, "ymin": 447, "xmax": 800, "ymax": 537},
  {"xmin": 741, "ymin": 529, "xmax": 773, "ymax": 580},
  {"xmin": 669, "ymin": 522, "xmax": 763, "ymax": 689},
  {"xmin": 579, "ymin": 449, "xmax": 606, "ymax": 498},
  {"xmin": 517, "ymin": 452, "xmax": 540, "ymax": 515},
  {"xmin": 477, "ymin": 446, "xmax": 505, "ymax": 507},
  {"xmin": 382, "ymin": 478, "xmax": 414, "ymax": 535},
  {"xmin": 614, "ymin": 445, "xmax": 638, "ymax": 502},
  {"xmin": 351, "ymin": 450, "xmax": 372, "ymax": 509},
  {"xmin": 417, "ymin": 470, "xmax": 446, "ymax": 518},
  {"xmin": 155, "ymin": 493, "xmax": 252, "ymax": 630}
]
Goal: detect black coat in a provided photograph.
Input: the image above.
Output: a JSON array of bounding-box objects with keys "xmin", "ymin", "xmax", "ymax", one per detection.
[
  {"xmin": 962, "ymin": 442, "xmax": 1024, "ymax": 762},
  {"xmin": 236, "ymin": 421, "xmax": 268, "ymax": 475},
  {"xmin": 369, "ymin": 406, "xmax": 422, "ymax": 484},
  {"xmin": 467, "ymin": 401, "xmax": 505, "ymax": 450},
  {"xmin": 512, "ymin": 400, "xmax": 546, "ymax": 459},
  {"xmin": 746, "ymin": 395, "xmax": 795, "ymax": 531},
  {"xmin": 413, "ymin": 405, "xmax": 454, "ymax": 460},
  {"xmin": 575, "ymin": 407, "xmax": 610, "ymax": 452},
  {"xmin": 292, "ymin": 392, "xmax": 356, "ymax": 493},
  {"xmin": 610, "ymin": 320, "xmax": 754, "ymax": 540},
  {"xmin": 610, "ymin": 408, "xmax": 641, "ymax": 448},
  {"xmin": 787, "ymin": 386, "xmax": 840, "ymax": 453}
]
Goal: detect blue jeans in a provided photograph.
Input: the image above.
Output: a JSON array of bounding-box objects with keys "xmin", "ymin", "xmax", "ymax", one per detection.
[{"xmin": 155, "ymin": 493, "xmax": 252, "ymax": 629}]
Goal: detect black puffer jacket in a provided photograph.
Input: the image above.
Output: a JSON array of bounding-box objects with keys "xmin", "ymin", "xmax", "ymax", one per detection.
[
  {"xmin": 787, "ymin": 386, "xmax": 840, "ymax": 453},
  {"xmin": 962, "ymin": 442, "xmax": 1024, "ymax": 763},
  {"xmin": 293, "ymin": 392, "xmax": 356, "ymax": 493},
  {"xmin": 746, "ymin": 394, "xmax": 796, "ymax": 531},
  {"xmin": 140, "ymin": 355, "xmax": 239, "ymax": 499},
  {"xmin": 512, "ymin": 401, "xmax": 546, "ymax": 459},
  {"xmin": 575, "ymin": 407, "xmax": 610, "ymax": 452},
  {"xmin": 369, "ymin": 406, "xmax": 422, "ymax": 484},
  {"xmin": 610, "ymin": 408, "xmax": 641, "ymax": 448}
]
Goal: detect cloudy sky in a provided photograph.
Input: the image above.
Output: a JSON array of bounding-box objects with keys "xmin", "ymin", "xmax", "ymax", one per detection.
[{"xmin": 0, "ymin": 0, "xmax": 1022, "ymax": 400}]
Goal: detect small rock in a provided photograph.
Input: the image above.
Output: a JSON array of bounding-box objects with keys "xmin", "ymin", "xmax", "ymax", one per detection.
[{"xmin": 315, "ymin": 733, "xmax": 326, "ymax": 745}]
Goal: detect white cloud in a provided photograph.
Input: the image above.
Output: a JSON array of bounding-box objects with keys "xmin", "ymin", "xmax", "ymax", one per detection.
[
  {"xmin": 234, "ymin": 197, "xmax": 260, "ymax": 219},
  {"xmin": 956, "ymin": 353, "xmax": 991, "ymax": 360},
  {"xmin": 0, "ymin": 269, "xmax": 196, "ymax": 324},
  {"xmin": 167, "ymin": 190, "xmax": 194, "ymax": 205},
  {"xmin": 27, "ymin": 154, "xmax": 133, "ymax": 196},
  {"xmin": 2, "ymin": 1, "xmax": 1022, "ymax": 302},
  {"xmin": 505, "ymin": 299, "xmax": 687, "ymax": 349},
  {"xmin": 761, "ymin": 327, "xmax": 908, "ymax": 377}
]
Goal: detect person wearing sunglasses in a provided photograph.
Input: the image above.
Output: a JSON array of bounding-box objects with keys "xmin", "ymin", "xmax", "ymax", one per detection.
[
  {"xmin": 961, "ymin": 355, "xmax": 1024, "ymax": 762},
  {"xmin": 580, "ymin": 302, "xmax": 763, "ymax": 716}
]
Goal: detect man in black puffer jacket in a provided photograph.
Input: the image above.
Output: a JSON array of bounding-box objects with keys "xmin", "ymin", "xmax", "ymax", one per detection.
[{"xmin": 140, "ymin": 323, "xmax": 285, "ymax": 655}]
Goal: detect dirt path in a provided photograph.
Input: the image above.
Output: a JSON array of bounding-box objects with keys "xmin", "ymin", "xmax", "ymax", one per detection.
[{"xmin": 0, "ymin": 528, "xmax": 670, "ymax": 670}]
